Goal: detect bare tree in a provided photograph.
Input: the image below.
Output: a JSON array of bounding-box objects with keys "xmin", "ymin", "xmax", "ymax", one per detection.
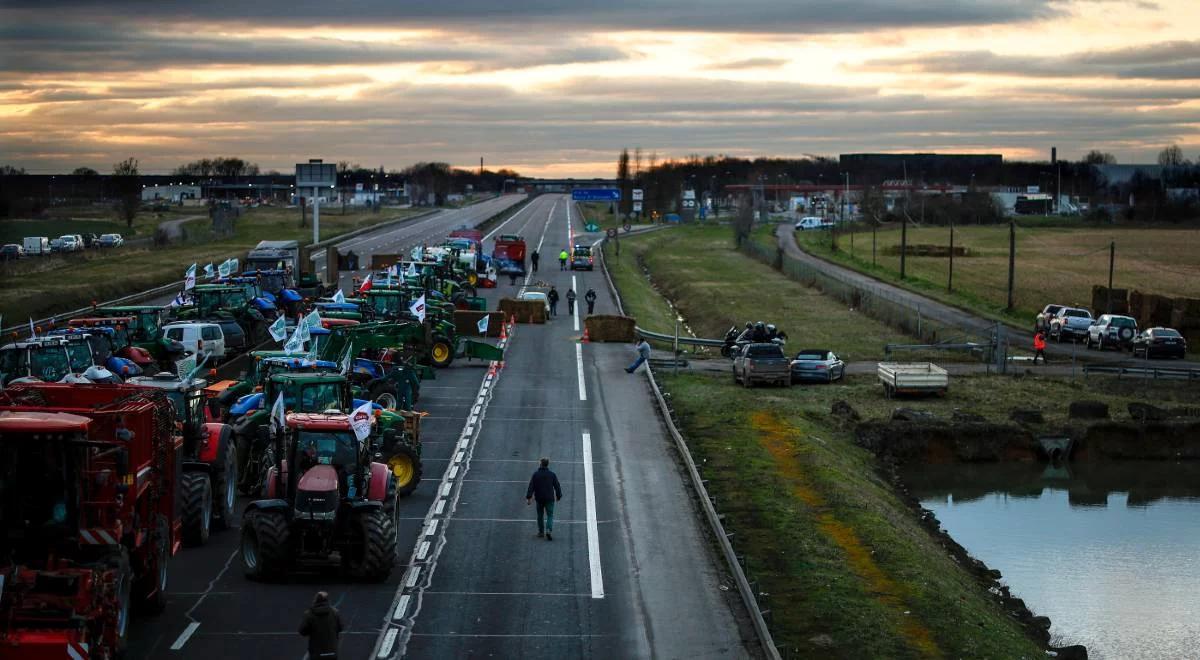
[
  {"xmin": 616, "ymin": 149, "xmax": 630, "ymax": 216},
  {"xmin": 71, "ymin": 166, "xmax": 99, "ymax": 176},
  {"xmin": 1158, "ymin": 144, "xmax": 1186, "ymax": 167},
  {"xmin": 1084, "ymin": 150, "xmax": 1117, "ymax": 165},
  {"xmin": 732, "ymin": 194, "xmax": 754, "ymax": 246},
  {"xmin": 112, "ymin": 157, "xmax": 140, "ymax": 228}
]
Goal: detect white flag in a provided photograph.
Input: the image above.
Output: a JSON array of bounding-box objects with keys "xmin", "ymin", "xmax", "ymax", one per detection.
[
  {"xmin": 270, "ymin": 392, "xmax": 286, "ymax": 432},
  {"xmin": 409, "ymin": 294, "xmax": 426, "ymax": 323},
  {"xmin": 295, "ymin": 317, "xmax": 311, "ymax": 344},
  {"xmin": 28, "ymin": 318, "xmax": 35, "ymax": 339},
  {"xmin": 406, "ymin": 263, "xmax": 418, "ymax": 277},
  {"xmin": 303, "ymin": 309, "xmax": 322, "ymax": 331},
  {"xmin": 332, "ymin": 289, "xmax": 345, "ymax": 303},
  {"xmin": 229, "ymin": 258, "xmax": 239, "ymax": 273},
  {"xmin": 476, "ymin": 314, "xmax": 489, "ymax": 335},
  {"xmin": 339, "ymin": 344, "xmax": 354, "ymax": 376},
  {"xmin": 203, "ymin": 263, "xmax": 215, "ymax": 279},
  {"xmin": 350, "ymin": 400, "xmax": 374, "ymax": 443},
  {"xmin": 218, "ymin": 259, "xmax": 231, "ymax": 278},
  {"xmin": 184, "ymin": 263, "xmax": 197, "ymax": 290},
  {"xmin": 283, "ymin": 322, "xmax": 306, "ymax": 354},
  {"xmin": 267, "ymin": 315, "xmax": 287, "ymax": 342}
]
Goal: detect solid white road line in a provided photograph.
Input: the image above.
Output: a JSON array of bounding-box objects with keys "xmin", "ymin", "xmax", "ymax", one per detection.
[
  {"xmin": 170, "ymin": 622, "xmax": 201, "ymax": 651},
  {"xmin": 575, "ymin": 343, "xmax": 587, "ymax": 401},
  {"xmin": 581, "ymin": 431, "xmax": 605, "ymax": 599},
  {"xmin": 483, "ymin": 198, "xmax": 539, "ymax": 241},
  {"xmin": 572, "ymin": 274, "xmax": 579, "ymax": 332}
]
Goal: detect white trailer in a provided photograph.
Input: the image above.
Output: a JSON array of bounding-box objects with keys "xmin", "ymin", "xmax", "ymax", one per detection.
[{"xmin": 877, "ymin": 362, "xmax": 948, "ymax": 397}]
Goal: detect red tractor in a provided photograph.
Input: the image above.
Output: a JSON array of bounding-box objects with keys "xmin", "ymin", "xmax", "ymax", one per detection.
[
  {"xmin": 241, "ymin": 412, "xmax": 396, "ymax": 582},
  {"xmin": 0, "ymin": 383, "xmax": 181, "ymax": 659}
]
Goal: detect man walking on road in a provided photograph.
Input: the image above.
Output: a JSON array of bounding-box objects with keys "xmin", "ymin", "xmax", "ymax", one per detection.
[
  {"xmin": 1033, "ymin": 330, "xmax": 1047, "ymax": 365},
  {"xmin": 559, "ymin": 249, "xmax": 569, "ymax": 270},
  {"xmin": 566, "ymin": 288, "xmax": 577, "ymax": 314},
  {"xmin": 526, "ymin": 457, "xmax": 562, "ymax": 540},
  {"xmin": 585, "ymin": 288, "xmax": 597, "ymax": 314},
  {"xmin": 531, "ymin": 249, "xmax": 539, "ymax": 273},
  {"xmin": 548, "ymin": 286, "xmax": 559, "ymax": 316},
  {"xmin": 299, "ymin": 591, "xmax": 344, "ymax": 660},
  {"xmin": 626, "ymin": 337, "xmax": 651, "ymax": 373}
]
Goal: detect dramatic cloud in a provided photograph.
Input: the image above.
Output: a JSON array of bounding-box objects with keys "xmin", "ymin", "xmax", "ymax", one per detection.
[{"xmin": 860, "ymin": 40, "xmax": 1200, "ymax": 79}]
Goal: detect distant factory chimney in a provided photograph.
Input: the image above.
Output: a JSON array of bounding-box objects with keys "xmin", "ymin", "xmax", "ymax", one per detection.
[{"xmin": 1051, "ymin": 147, "xmax": 1057, "ymax": 165}]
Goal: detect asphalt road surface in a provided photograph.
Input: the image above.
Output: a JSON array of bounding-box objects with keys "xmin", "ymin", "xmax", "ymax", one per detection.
[{"xmin": 127, "ymin": 194, "xmax": 755, "ymax": 659}]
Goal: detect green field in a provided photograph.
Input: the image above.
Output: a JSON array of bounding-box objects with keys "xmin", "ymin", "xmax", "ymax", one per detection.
[
  {"xmin": 794, "ymin": 222, "xmax": 1200, "ymax": 324},
  {"xmin": 0, "ymin": 205, "xmax": 418, "ymax": 323},
  {"xmin": 604, "ymin": 224, "xmax": 909, "ymax": 360}
]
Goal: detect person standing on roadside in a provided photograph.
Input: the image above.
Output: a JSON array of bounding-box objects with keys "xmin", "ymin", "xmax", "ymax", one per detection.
[
  {"xmin": 299, "ymin": 591, "xmax": 344, "ymax": 660},
  {"xmin": 530, "ymin": 249, "xmax": 539, "ymax": 273},
  {"xmin": 626, "ymin": 337, "xmax": 651, "ymax": 373},
  {"xmin": 547, "ymin": 286, "xmax": 559, "ymax": 316},
  {"xmin": 558, "ymin": 249, "xmax": 569, "ymax": 270},
  {"xmin": 526, "ymin": 457, "xmax": 563, "ymax": 540},
  {"xmin": 566, "ymin": 288, "xmax": 577, "ymax": 314},
  {"xmin": 584, "ymin": 288, "xmax": 597, "ymax": 314},
  {"xmin": 1033, "ymin": 330, "xmax": 1047, "ymax": 365}
]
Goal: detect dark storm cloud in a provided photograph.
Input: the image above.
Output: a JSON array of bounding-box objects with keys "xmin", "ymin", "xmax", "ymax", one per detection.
[
  {"xmin": 861, "ymin": 40, "xmax": 1200, "ymax": 80},
  {"xmin": 1, "ymin": 0, "xmax": 1066, "ymax": 33}
]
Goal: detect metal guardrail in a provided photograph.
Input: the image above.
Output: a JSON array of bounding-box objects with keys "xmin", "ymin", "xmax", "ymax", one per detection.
[
  {"xmin": 597, "ymin": 235, "xmax": 782, "ymax": 660},
  {"xmin": 1, "ymin": 279, "xmax": 185, "ymax": 337},
  {"xmin": 1083, "ymin": 364, "xmax": 1200, "ymax": 381},
  {"xmin": 634, "ymin": 326, "xmax": 726, "ymax": 347}
]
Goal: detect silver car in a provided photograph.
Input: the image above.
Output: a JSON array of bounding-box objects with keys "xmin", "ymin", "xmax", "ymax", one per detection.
[{"xmin": 790, "ymin": 349, "xmax": 845, "ymax": 383}]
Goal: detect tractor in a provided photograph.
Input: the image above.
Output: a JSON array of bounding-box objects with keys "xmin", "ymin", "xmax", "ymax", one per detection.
[
  {"xmin": 0, "ymin": 338, "xmax": 73, "ymax": 386},
  {"xmin": 91, "ymin": 305, "xmax": 187, "ymax": 370},
  {"xmin": 230, "ymin": 372, "xmax": 423, "ymax": 499},
  {"xmin": 242, "ymin": 268, "xmax": 304, "ymax": 317},
  {"xmin": 127, "ymin": 371, "xmax": 238, "ymax": 547},
  {"xmin": 68, "ymin": 316, "xmax": 158, "ymax": 373},
  {"xmin": 240, "ymin": 412, "xmax": 396, "ymax": 582},
  {"xmin": 0, "ymin": 383, "xmax": 180, "ymax": 658},
  {"xmin": 170, "ymin": 284, "xmax": 272, "ymax": 343}
]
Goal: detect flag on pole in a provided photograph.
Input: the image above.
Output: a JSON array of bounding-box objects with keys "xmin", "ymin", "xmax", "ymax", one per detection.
[
  {"xmin": 303, "ymin": 309, "xmax": 322, "ymax": 331},
  {"xmin": 357, "ymin": 273, "xmax": 373, "ymax": 294},
  {"xmin": 217, "ymin": 259, "xmax": 231, "ymax": 278},
  {"xmin": 476, "ymin": 314, "xmax": 489, "ymax": 335},
  {"xmin": 28, "ymin": 318, "xmax": 35, "ymax": 339},
  {"xmin": 409, "ymin": 294, "xmax": 426, "ymax": 323},
  {"xmin": 332, "ymin": 289, "xmax": 345, "ymax": 303},
  {"xmin": 267, "ymin": 315, "xmax": 287, "ymax": 342},
  {"xmin": 203, "ymin": 263, "xmax": 215, "ymax": 279},
  {"xmin": 339, "ymin": 344, "xmax": 353, "ymax": 376},
  {"xmin": 283, "ymin": 322, "xmax": 305, "ymax": 354},
  {"xmin": 295, "ymin": 316, "xmax": 311, "ymax": 344},
  {"xmin": 270, "ymin": 392, "xmax": 286, "ymax": 432},
  {"xmin": 406, "ymin": 263, "xmax": 418, "ymax": 277},
  {"xmin": 184, "ymin": 263, "xmax": 197, "ymax": 290},
  {"xmin": 350, "ymin": 400, "xmax": 374, "ymax": 443},
  {"xmin": 229, "ymin": 257, "xmax": 239, "ymax": 273}
]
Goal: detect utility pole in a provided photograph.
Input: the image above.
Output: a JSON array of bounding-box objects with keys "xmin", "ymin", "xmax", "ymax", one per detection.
[
  {"xmin": 1006, "ymin": 220, "xmax": 1015, "ymax": 311},
  {"xmin": 313, "ymin": 196, "xmax": 321, "ymax": 246},
  {"xmin": 948, "ymin": 219, "xmax": 954, "ymax": 292},
  {"xmin": 900, "ymin": 213, "xmax": 908, "ymax": 279},
  {"xmin": 1107, "ymin": 240, "xmax": 1115, "ymax": 313},
  {"xmin": 872, "ymin": 218, "xmax": 877, "ymax": 266}
]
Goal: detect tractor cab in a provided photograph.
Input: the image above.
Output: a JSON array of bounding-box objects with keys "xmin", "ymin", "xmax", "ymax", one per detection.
[
  {"xmin": 0, "ymin": 412, "xmax": 86, "ymax": 558},
  {"xmin": 92, "ymin": 306, "xmax": 183, "ymax": 365},
  {"xmin": 127, "ymin": 373, "xmax": 210, "ymax": 438},
  {"xmin": 0, "ymin": 340, "xmax": 73, "ymax": 385}
]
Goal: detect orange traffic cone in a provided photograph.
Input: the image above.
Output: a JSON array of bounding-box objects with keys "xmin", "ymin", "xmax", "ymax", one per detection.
[
  {"xmin": 487, "ymin": 361, "xmax": 497, "ymax": 377},
  {"xmin": 499, "ymin": 321, "xmax": 508, "ymax": 341},
  {"xmin": 581, "ymin": 326, "xmax": 590, "ymax": 343}
]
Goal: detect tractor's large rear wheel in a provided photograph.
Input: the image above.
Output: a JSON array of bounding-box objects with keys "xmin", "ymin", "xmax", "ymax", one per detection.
[
  {"xmin": 387, "ymin": 444, "xmax": 422, "ymax": 498},
  {"xmin": 430, "ymin": 337, "xmax": 454, "ymax": 369},
  {"xmin": 343, "ymin": 508, "xmax": 396, "ymax": 582},
  {"xmin": 180, "ymin": 471, "xmax": 213, "ymax": 547},
  {"xmin": 210, "ymin": 427, "xmax": 237, "ymax": 530},
  {"xmin": 105, "ymin": 547, "xmax": 133, "ymax": 655},
  {"xmin": 137, "ymin": 515, "xmax": 169, "ymax": 614},
  {"xmin": 370, "ymin": 381, "xmax": 399, "ymax": 410},
  {"xmin": 242, "ymin": 510, "xmax": 292, "ymax": 581}
]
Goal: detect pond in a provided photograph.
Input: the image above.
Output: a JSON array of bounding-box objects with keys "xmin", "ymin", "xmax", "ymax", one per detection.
[{"xmin": 901, "ymin": 461, "xmax": 1200, "ymax": 660}]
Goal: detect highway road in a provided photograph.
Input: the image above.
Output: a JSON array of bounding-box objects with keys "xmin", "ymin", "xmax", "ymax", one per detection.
[{"xmin": 127, "ymin": 194, "xmax": 756, "ymax": 659}]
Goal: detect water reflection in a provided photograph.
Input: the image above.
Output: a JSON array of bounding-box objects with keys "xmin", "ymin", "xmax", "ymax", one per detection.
[{"xmin": 902, "ymin": 461, "xmax": 1200, "ymax": 660}]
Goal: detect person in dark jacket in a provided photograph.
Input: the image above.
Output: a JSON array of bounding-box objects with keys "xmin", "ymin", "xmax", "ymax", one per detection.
[
  {"xmin": 299, "ymin": 591, "xmax": 344, "ymax": 660},
  {"xmin": 547, "ymin": 286, "xmax": 559, "ymax": 316},
  {"xmin": 525, "ymin": 458, "xmax": 563, "ymax": 540},
  {"xmin": 584, "ymin": 288, "xmax": 597, "ymax": 314},
  {"xmin": 566, "ymin": 288, "xmax": 577, "ymax": 314},
  {"xmin": 530, "ymin": 250, "xmax": 539, "ymax": 273}
]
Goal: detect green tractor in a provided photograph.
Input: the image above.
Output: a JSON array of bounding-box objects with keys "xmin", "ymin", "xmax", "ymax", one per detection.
[
  {"xmin": 318, "ymin": 318, "xmax": 501, "ymax": 371},
  {"xmin": 230, "ymin": 372, "xmax": 423, "ymax": 498},
  {"xmin": 91, "ymin": 305, "xmax": 187, "ymax": 369},
  {"xmin": 172, "ymin": 284, "xmax": 272, "ymax": 341}
]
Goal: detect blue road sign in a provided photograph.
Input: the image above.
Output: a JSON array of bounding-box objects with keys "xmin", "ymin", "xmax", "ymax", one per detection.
[{"xmin": 571, "ymin": 188, "xmax": 621, "ymax": 202}]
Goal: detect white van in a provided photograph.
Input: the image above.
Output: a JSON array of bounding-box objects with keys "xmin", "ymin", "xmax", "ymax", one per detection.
[
  {"xmin": 795, "ymin": 216, "xmax": 833, "ymax": 231},
  {"xmin": 23, "ymin": 236, "xmax": 50, "ymax": 256},
  {"xmin": 162, "ymin": 322, "xmax": 226, "ymax": 360}
]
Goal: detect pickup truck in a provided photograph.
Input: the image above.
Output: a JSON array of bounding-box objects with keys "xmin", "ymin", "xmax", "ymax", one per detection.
[
  {"xmin": 877, "ymin": 362, "xmax": 948, "ymax": 397},
  {"xmin": 1049, "ymin": 307, "xmax": 1093, "ymax": 342},
  {"xmin": 732, "ymin": 343, "xmax": 791, "ymax": 388}
]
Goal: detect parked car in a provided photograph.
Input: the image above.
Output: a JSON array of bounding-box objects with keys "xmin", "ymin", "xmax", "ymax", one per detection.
[
  {"xmin": 1049, "ymin": 307, "xmax": 1093, "ymax": 342},
  {"xmin": 1035, "ymin": 304, "xmax": 1065, "ymax": 332},
  {"xmin": 162, "ymin": 322, "xmax": 226, "ymax": 360},
  {"xmin": 49, "ymin": 237, "xmax": 65, "ymax": 252},
  {"xmin": 570, "ymin": 244, "xmax": 594, "ymax": 271},
  {"xmin": 58, "ymin": 234, "xmax": 81, "ymax": 252},
  {"xmin": 795, "ymin": 216, "xmax": 833, "ymax": 231},
  {"xmin": 1086, "ymin": 314, "xmax": 1138, "ymax": 351},
  {"xmin": 517, "ymin": 290, "xmax": 551, "ymax": 316},
  {"xmin": 22, "ymin": 236, "xmax": 50, "ymax": 256},
  {"xmin": 80, "ymin": 232, "xmax": 99, "ymax": 248},
  {"xmin": 0, "ymin": 244, "xmax": 22, "ymax": 261},
  {"xmin": 733, "ymin": 342, "xmax": 791, "ymax": 388},
  {"xmin": 790, "ymin": 349, "xmax": 845, "ymax": 383},
  {"xmin": 97, "ymin": 233, "xmax": 124, "ymax": 248},
  {"xmin": 1131, "ymin": 327, "xmax": 1188, "ymax": 359},
  {"xmin": 201, "ymin": 317, "xmax": 247, "ymax": 353}
]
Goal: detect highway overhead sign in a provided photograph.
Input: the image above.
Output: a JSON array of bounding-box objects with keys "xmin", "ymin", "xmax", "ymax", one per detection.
[{"xmin": 572, "ymin": 189, "xmax": 621, "ymax": 202}]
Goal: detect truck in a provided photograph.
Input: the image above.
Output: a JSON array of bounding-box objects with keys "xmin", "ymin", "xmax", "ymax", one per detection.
[
  {"xmin": 21, "ymin": 236, "xmax": 50, "ymax": 256},
  {"xmin": 877, "ymin": 362, "xmax": 948, "ymax": 397},
  {"xmin": 246, "ymin": 240, "xmax": 326, "ymax": 298},
  {"xmin": 0, "ymin": 383, "xmax": 181, "ymax": 658},
  {"xmin": 492, "ymin": 234, "xmax": 526, "ymax": 276},
  {"xmin": 1048, "ymin": 307, "xmax": 1093, "ymax": 343},
  {"xmin": 732, "ymin": 343, "xmax": 792, "ymax": 388}
]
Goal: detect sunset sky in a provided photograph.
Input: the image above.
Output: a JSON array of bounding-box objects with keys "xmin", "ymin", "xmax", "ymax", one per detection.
[{"xmin": 1, "ymin": 0, "xmax": 1198, "ymax": 177}]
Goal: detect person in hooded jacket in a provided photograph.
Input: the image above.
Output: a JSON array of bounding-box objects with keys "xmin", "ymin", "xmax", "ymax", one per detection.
[
  {"xmin": 584, "ymin": 288, "xmax": 597, "ymax": 314},
  {"xmin": 299, "ymin": 591, "xmax": 344, "ymax": 660},
  {"xmin": 547, "ymin": 286, "xmax": 560, "ymax": 316}
]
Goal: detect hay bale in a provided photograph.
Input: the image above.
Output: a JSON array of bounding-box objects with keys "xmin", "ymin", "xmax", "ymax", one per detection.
[
  {"xmin": 585, "ymin": 315, "xmax": 636, "ymax": 342},
  {"xmin": 1069, "ymin": 400, "xmax": 1109, "ymax": 420},
  {"xmin": 1147, "ymin": 293, "xmax": 1175, "ymax": 326},
  {"xmin": 453, "ymin": 310, "xmax": 505, "ymax": 337},
  {"xmin": 498, "ymin": 298, "xmax": 546, "ymax": 324},
  {"xmin": 1091, "ymin": 285, "xmax": 1129, "ymax": 315}
]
